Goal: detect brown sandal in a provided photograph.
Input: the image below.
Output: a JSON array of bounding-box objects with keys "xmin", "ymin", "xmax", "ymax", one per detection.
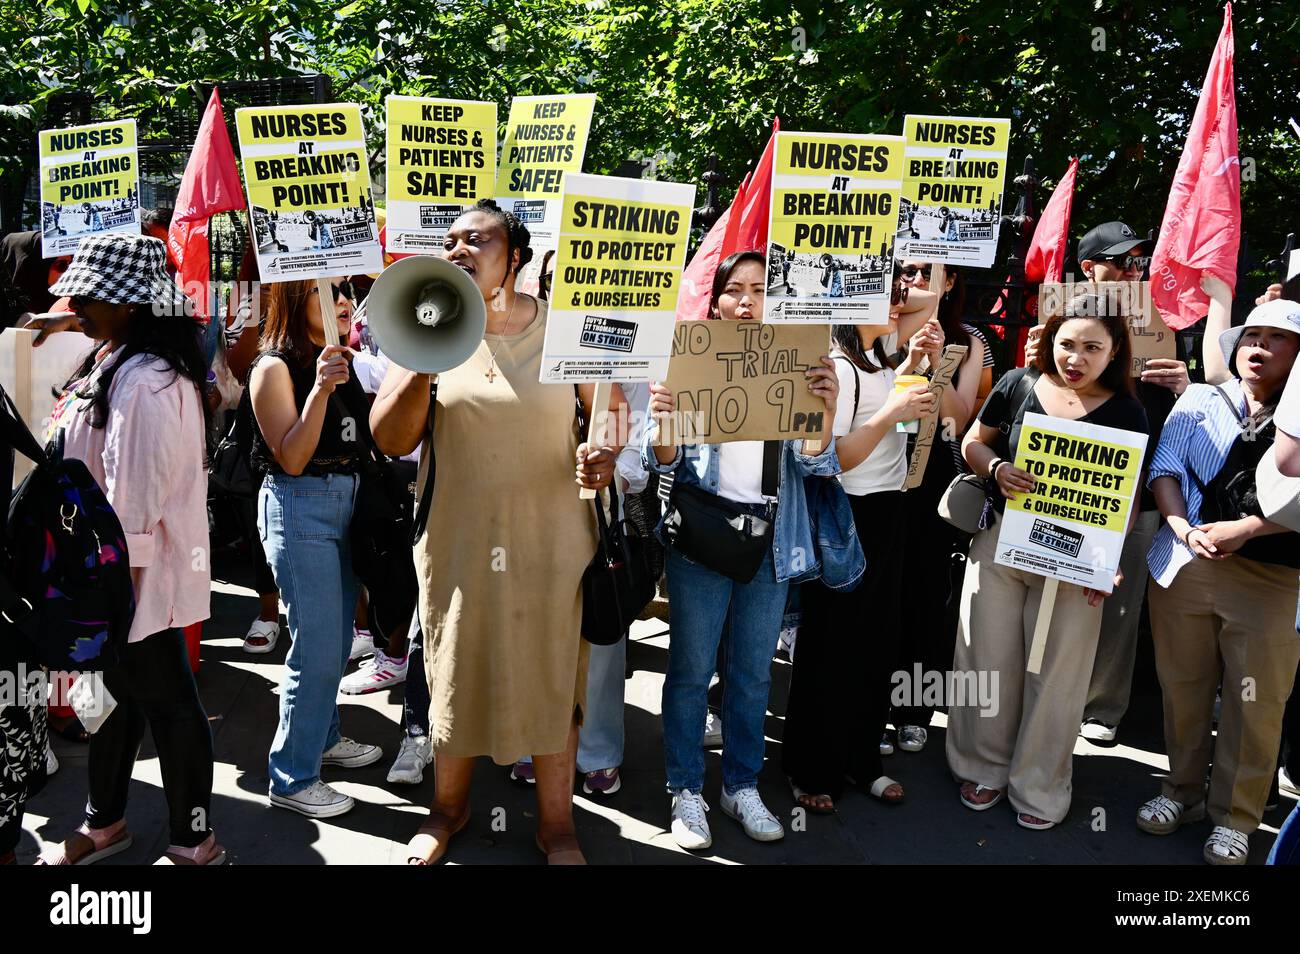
[
  {"xmin": 535, "ymin": 831, "xmax": 586, "ymax": 865},
  {"xmin": 36, "ymin": 829, "xmax": 133, "ymax": 866},
  {"xmin": 406, "ymin": 809, "xmax": 469, "ymax": 865}
]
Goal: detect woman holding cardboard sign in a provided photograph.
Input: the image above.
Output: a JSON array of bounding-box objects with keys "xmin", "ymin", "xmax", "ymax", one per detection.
[
  {"xmin": 1138, "ymin": 299, "xmax": 1300, "ymax": 865},
  {"xmin": 643, "ymin": 250, "xmax": 841, "ymax": 849},
  {"xmin": 951, "ymin": 302, "xmax": 1148, "ymax": 830},
  {"xmin": 370, "ymin": 200, "xmax": 620, "ymax": 865},
  {"xmin": 782, "ymin": 277, "xmax": 940, "ymax": 813}
]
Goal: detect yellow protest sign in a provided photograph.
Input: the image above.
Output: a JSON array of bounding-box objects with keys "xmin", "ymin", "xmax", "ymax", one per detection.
[
  {"xmin": 995, "ymin": 412, "xmax": 1147, "ymax": 591},
  {"xmin": 895, "ymin": 114, "xmax": 1011, "ymax": 268},
  {"xmin": 541, "ymin": 173, "xmax": 695, "ymax": 382},
  {"xmin": 764, "ymin": 131, "xmax": 904, "ymax": 325},
  {"xmin": 661, "ymin": 321, "xmax": 829, "ymax": 444},
  {"xmin": 385, "ymin": 96, "xmax": 496, "ymax": 252},
  {"xmin": 38, "ymin": 119, "xmax": 140, "ymax": 258},
  {"xmin": 1038, "ymin": 280, "xmax": 1177, "ymax": 374},
  {"xmin": 235, "ymin": 103, "xmax": 382, "ymax": 281}
]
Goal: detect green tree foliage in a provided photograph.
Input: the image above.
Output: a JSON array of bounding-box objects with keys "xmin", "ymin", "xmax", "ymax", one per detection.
[{"xmin": 3, "ymin": 0, "xmax": 1298, "ymax": 275}]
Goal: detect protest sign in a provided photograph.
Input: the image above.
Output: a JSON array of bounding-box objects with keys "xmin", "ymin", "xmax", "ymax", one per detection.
[
  {"xmin": 541, "ymin": 173, "xmax": 695, "ymax": 383},
  {"xmin": 494, "ymin": 93, "xmax": 597, "ymax": 286},
  {"xmin": 903, "ymin": 344, "xmax": 967, "ymax": 489},
  {"xmin": 994, "ymin": 412, "xmax": 1147, "ymax": 592},
  {"xmin": 894, "ymin": 115, "xmax": 1010, "ymax": 268},
  {"xmin": 39, "ymin": 120, "xmax": 141, "ymax": 258},
  {"xmin": 764, "ymin": 131, "xmax": 903, "ymax": 325},
  {"xmin": 234, "ymin": 104, "xmax": 382, "ymax": 281},
  {"xmin": 1037, "ymin": 280, "xmax": 1176, "ymax": 374},
  {"xmin": 385, "ymin": 96, "xmax": 496, "ymax": 253},
  {"xmin": 660, "ymin": 320, "xmax": 828, "ymax": 444}
]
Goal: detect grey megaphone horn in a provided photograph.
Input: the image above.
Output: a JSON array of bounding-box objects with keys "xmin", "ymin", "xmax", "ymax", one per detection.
[{"xmin": 365, "ymin": 255, "xmax": 487, "ymax": 374}]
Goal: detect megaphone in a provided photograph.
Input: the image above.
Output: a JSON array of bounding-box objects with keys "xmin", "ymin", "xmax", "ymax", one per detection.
[{"xmin": 365, "ymin": 255, "xmax": 487, "ymax": 374}]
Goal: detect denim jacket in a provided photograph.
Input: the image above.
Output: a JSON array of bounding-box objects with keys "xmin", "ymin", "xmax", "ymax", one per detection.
[{"xmin": 642, "ymin": 422, "xmax": 842, "ymax": 584}]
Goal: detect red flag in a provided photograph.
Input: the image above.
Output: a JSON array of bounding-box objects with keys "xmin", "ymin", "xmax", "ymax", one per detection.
[
  {"xmin": 168, "ymin": 87, "xmax": 245, "ymax": 322},
  {"xmin": 1024, "ymin": 157, "xmax": 1077, "ymax": 284},
  {"xmin": 1149, "ymin": 2, "xmax": 1239, "ymax": 330},
  {"xmin": 677, "ymin": 119, "xmax": 780, "ymax": 321}
]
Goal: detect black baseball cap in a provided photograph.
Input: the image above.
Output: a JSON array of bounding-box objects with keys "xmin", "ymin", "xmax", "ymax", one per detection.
[{"xmin": 1077, "ymin": 221, "xmax": 1153, "ymax": 263}]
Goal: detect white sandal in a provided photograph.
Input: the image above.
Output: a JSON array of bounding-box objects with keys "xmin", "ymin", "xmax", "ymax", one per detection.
[
  {"xmin": 242, "ymin": 619, "xmax": 280, "ymax": 655},
  {"xmin": 1136, "ymin": 794, "xmax": 1206, "ymax": 835},
  {"xmin": 868, "ymin": 775, "xmax": 904, "ymax": 804},
  {"xmin": 1203, "ymin": 826, "xmax": 1249, "ymax": 865}
]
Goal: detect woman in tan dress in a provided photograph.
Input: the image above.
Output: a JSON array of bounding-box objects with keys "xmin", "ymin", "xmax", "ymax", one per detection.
[{"xmin": 371, "ymin": 200, "xmax": 621, "ymax": 864}]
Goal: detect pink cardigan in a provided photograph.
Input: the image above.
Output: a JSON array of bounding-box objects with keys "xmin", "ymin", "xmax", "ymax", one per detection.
[{"xmin": 54, "ymin": 346, "xmax": 211, "ymax": 643}]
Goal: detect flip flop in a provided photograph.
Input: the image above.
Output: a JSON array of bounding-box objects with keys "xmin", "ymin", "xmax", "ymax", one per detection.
[
  {"xmin": 535, "ymin": 832, "xmax": 586, "ymax": 865},
  {"xmin": 405, "ymin": 809, "xmax": 469, "ymax": 865},
  {"xmin": 37, "ymin": 829, "xmax": 133, "ymax": 866},
  {"xmin": 788, "ymin": 777, "xmax": 835, "ymax": 814}
]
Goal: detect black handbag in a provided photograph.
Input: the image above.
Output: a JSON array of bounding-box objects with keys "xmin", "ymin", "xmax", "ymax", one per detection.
[
  {"xmin": 330, "ymin": 391, "xmax": 418, "ymax": 645},
  {"xmin": 660, "ymin": 440, "xmax": 780, "ymax": 583},
  {"xmin": 581, "ymin": 481, "xmax": 658, "ymax": 645},
  {"xmin": 209, "ymin": 389, "xmax": 258, "ymax": 499}
]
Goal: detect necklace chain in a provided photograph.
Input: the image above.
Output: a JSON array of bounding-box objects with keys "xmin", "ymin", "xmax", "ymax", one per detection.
[{"xmin": 485, "ymin": 294, "xmax": 524, "ymax": 382}]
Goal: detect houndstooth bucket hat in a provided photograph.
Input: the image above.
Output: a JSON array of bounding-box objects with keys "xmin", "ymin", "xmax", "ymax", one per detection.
[{"xmin": 49, "ymin": 233, "xmax": 190, "ymax": 316}]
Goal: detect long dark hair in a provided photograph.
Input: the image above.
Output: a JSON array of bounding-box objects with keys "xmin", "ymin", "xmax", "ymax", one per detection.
[
  {"xmin": 934, "ymin": 266, "xmax": 972, "ymax": 352},
  {"xmin": 709, "ymin": 250, "xmax": 766, "ymax": 316},
  {"xmin": 63, "ymin": 306, "xmax": 210, "ymax": 433},
  {"xmin": 832, "ymin": 325, "xmax": 896, "ymax": 374},
  {"xmin": 1034, "ymin": 297, "xmax": 1134, "ymax": 395}
]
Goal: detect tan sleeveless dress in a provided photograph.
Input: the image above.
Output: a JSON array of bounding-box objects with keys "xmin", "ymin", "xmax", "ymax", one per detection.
[{"xmin": 413, "ymin": 297, "xmax": 594, "ymax": 763}]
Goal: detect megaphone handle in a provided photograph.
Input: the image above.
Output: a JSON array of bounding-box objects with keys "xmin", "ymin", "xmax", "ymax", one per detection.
[
  {"xmin": 579, "ymin": 381, "xmax": 612, "ymax": 500},
  {"xmin": 317, "ymin": 278, "xmax": 341, "ymax": 348}
]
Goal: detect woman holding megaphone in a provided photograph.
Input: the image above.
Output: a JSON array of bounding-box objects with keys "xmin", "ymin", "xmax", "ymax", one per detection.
[{"xmin": 371, "ymin": 200, "xmax": 622, "ymax": 865}]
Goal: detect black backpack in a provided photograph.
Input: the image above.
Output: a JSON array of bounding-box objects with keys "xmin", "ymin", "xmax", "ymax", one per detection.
[{"xmin": 0, "ymin": 384, "xmax": 135, "ymax": 671}]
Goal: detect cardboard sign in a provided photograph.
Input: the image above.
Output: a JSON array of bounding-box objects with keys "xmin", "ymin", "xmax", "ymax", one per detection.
[
  {"xmin": 994, "ymin": 412, "xmax": 1147, "ymax": 591},
  {"xmin": 39, "ymin": 120, "xmax": 141, "ymax": 258},
  {"xmin": 385, "ymin": 96, "xmax": 496, "ymax": 252},
  {"xmin": 494, "ymin": 93, "xmax": 597, "ymax": 287},
  {"xmin": 234, "ymin": 104, "xmax": 382, "ymax": 281},
  {"xmin": 0, "ymin": 329, "xmax": 95, "ymax": 487},
  {"xmin": 541, "ymin": 173, "xmax": 695, "ymax": 383},
  {"xmin": 1037, "ymin": 280, "xmax": 1176, "ymax": 374},
  {"xmin": 903, "ymin": 344, "xmax": 968, "ymax": 489},
  {"xmin": 764, "ymin": 131, "xmax": 904, "ymax": 325},
  {"xmin": 894, "ymin": 114, "xmax": 1011, "ymax": 268},
  {"xmin": 661, "ymin": 321, "xmax": 829, "ymax": 444}
]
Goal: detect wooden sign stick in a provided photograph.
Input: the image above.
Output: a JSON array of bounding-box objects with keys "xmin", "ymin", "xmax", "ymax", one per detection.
[
  {"xmin": 317, "ymin": 278, "xmax": 342, "ymax": 348},
  {"xmin": 1026, "ymin": 578, "xmax": 1059, "ymax": 674},
  {"xmin": 903, "ymin": 343, "xmax": 967, "ymax": 490},
  {"xmin": 579, "ymin": 381, "xmax": 612, "ymax": 500}
]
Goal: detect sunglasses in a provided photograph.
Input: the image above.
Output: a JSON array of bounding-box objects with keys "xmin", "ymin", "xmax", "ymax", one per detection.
[
  {"xmin": 1095, "ymin": 255, "xmax": 1148, "ymax": 271},
  {"xmin": 311, "ymin": 280, "xmax": 356, "ymax": 300},
  {"xmin": 891, "ymin": 281, "xmax": 910, "ymax": 306},
  {"xmin": 899, "ymin": 265, "xmax": 923, "ymax": 279}
]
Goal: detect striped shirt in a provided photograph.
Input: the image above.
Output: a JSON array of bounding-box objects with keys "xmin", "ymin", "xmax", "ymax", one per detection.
[
  {"xmin": 1146, "ymin": 379, "xmax": 1255, "ymax": 587},
  {"xmin": 945, "ymin": 324, "xmax": 997, "ymax": 472}
]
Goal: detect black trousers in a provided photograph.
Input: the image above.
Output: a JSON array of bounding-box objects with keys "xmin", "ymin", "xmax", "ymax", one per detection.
[
  {"xmin": 892, "ymin": 445, "xmax": 971, "ymax": 729},
  {"xmin": 86, "ymin": 628, "xmax": 214, "ymax": 848},
  {"xmin": 782, "ymin": 491, "xmax": 905, "ymax": 799}
]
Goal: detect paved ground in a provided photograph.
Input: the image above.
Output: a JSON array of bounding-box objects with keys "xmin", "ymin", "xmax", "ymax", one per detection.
[{"xmin": 14, "ymin": 552, "xmax": 1295, "ymax": 865}]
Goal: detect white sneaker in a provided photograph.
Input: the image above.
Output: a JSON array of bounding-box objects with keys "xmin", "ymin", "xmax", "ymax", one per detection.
[
  {"xmin": 670, "ymin": 791, "xmax": 712, "ymax": 850},
  {"xmin": 387, "ymin": 734, "xmax": 432, "ymax": 785},
  {"xmin": 46, "ymin": 743, "xmax": 59, "ymax": 776},
  {"xmin": 321, "ymin": 737, "xmax": 383, "ymax": 768},
  {"xmin": 720, "ymin": 786, "xmax": 784, "ymax": 842},
  {"xmin": 340, "ymin": 650, "xmax": 408, "ymax": 695},
  {"xmin": 702, "ymin": 711, "xmax": 723, "ymax": 748},
  {"xmin": 1080, "ymin": 719, "xmax": 1118, "ymax": 742},
  {"xmin": 897, "ymin": 725, "xmax": 928, "ymax": 753},
  {"xmin": 242, "ymin": 619, "xmax": 280, "ymax": 655},
  {"xmin": 349, "ymin": 628, "xmax": 375, "ymax": 662},
  {"xmin": 269, "ymin": 779, "xmax": 355, "ymax": 818},
  {"xmin": 879, "ymin": 733, "xmax": 895, "ymax": 757}
]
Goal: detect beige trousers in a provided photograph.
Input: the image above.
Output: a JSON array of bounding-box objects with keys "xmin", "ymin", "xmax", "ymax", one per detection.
[
  {"xmin": 946, "ymin": 524, "xmax": 1104, "ymax": 822},
  {"xmin": 1148, "ymin": 554, "xmax": 1300, "ymax": 833}
]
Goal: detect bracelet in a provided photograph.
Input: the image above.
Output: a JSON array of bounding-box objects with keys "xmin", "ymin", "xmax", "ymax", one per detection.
[{"xmin": 988, "ymin": 458, "xmax": 1005, "ymax": 481}]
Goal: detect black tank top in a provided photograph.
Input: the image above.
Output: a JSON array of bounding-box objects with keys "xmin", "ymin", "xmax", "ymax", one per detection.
[{"xmin": 248, "ymin": 348, "xmax": 372, "ymax": 476}]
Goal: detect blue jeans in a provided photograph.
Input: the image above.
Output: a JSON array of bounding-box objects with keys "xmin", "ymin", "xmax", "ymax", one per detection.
[
  {"xmin": 578, "ymin": 640, "xmax": 627, "ymax": 773},
  {"xmin": 258, "ymin": 472, "xmax": 360, "ymax": 797},
  {"xmin": 662, "ymin": 543, "xmax": 788, "ymax": 794}
]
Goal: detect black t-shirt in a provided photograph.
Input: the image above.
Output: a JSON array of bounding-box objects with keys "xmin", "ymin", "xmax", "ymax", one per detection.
[
  {"xmin": 248, "ymin": 348, "xmax": 373, "ymax": 477},
  {"xmin": 977, "ymin": 367, "xmax": 1150, "ymax": 512},
  {"xmin": 1198, "ymin": 419, "xmax": 1300, "ymax": 569}
]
